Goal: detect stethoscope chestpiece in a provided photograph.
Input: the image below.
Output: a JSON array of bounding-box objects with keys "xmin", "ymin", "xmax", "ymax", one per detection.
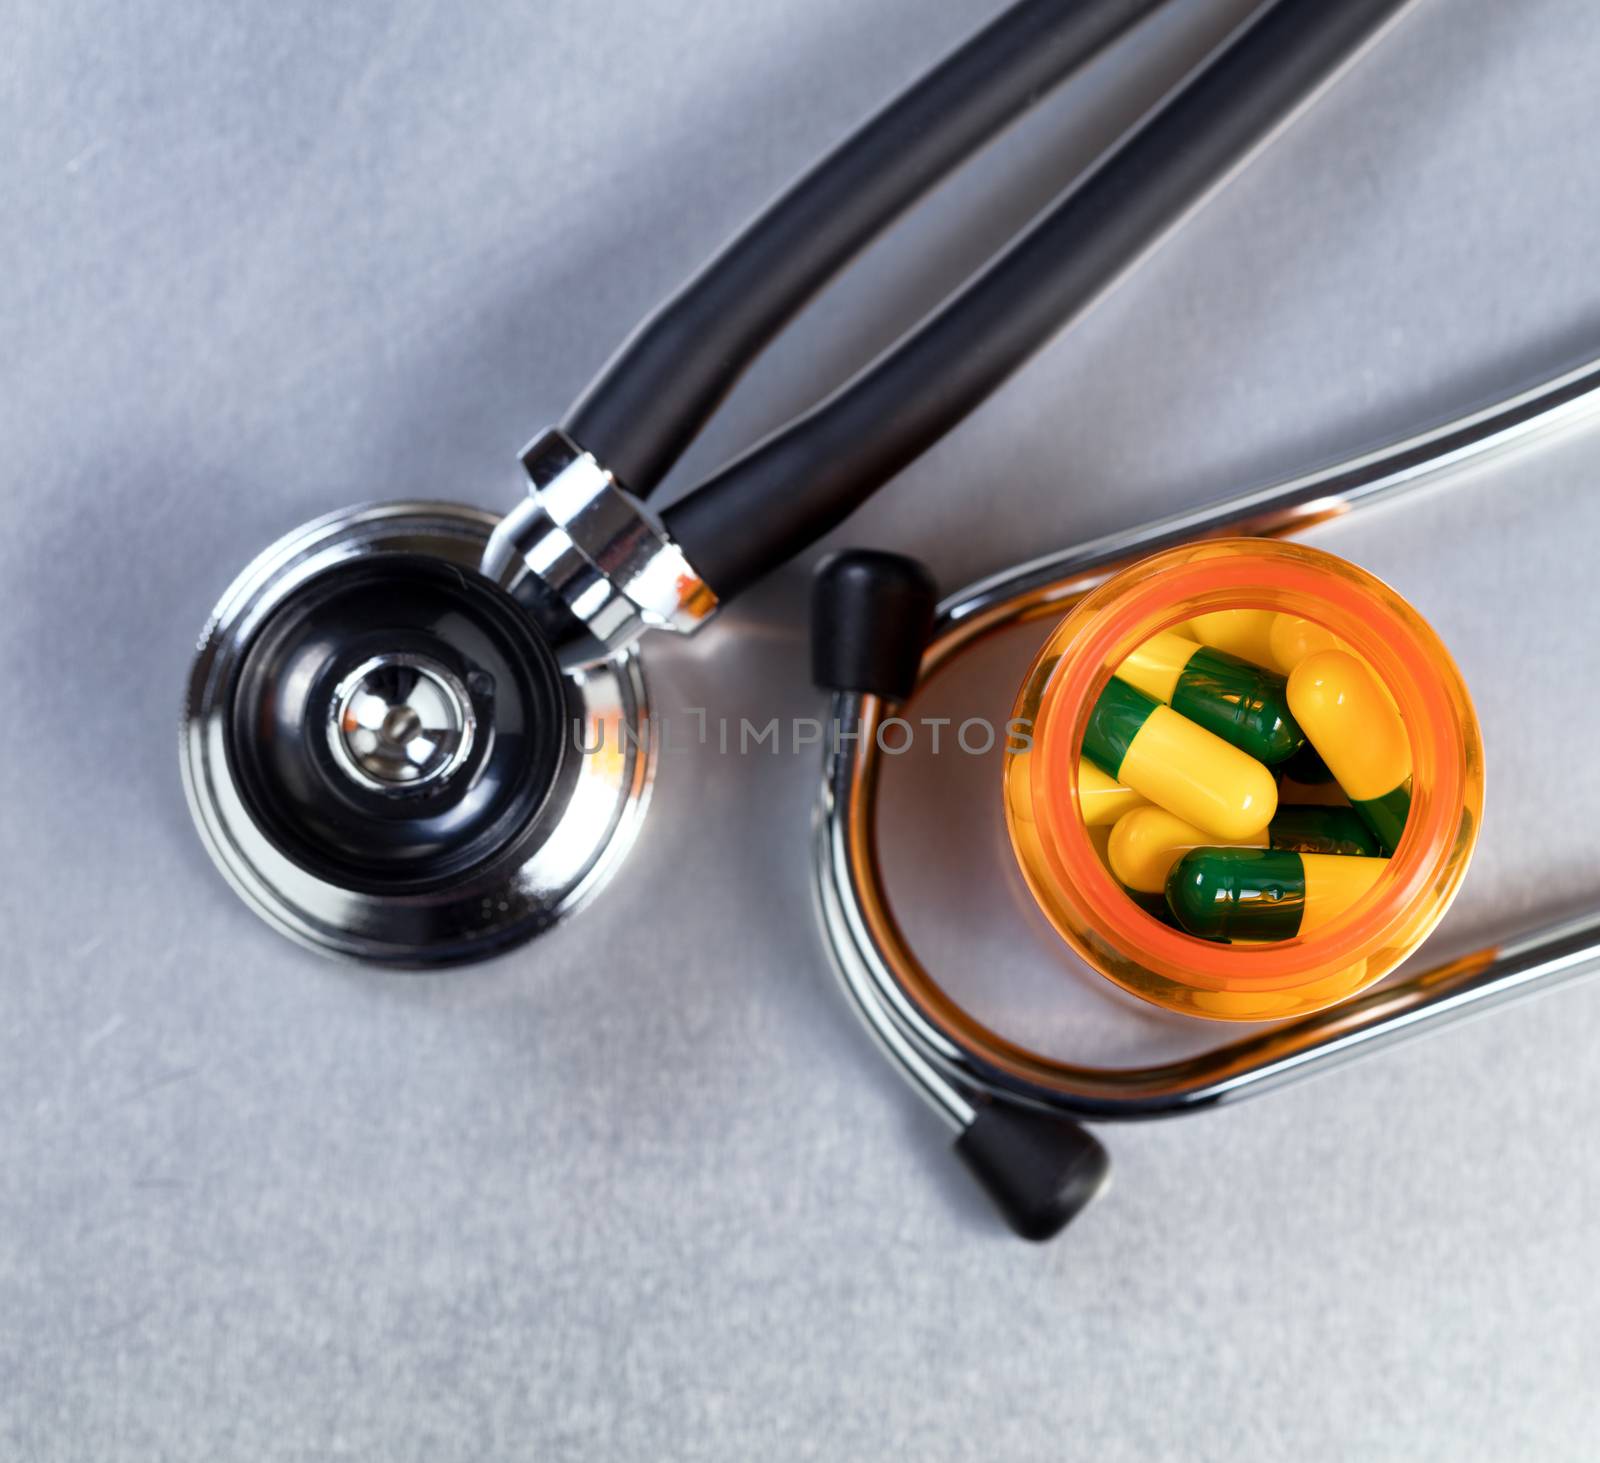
[
  {"xmin": 224, "ymin": 552, "xmax": 566, "ymax": 893},
  {"xmin": 182, "ymin": 500, "xmax": 654, "ymax": 966}
]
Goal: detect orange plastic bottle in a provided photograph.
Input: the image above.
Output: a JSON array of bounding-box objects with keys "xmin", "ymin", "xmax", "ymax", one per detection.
[{"xmin": 1004, "ymin": 539, "xmax": 1484, "ymax": 1020}]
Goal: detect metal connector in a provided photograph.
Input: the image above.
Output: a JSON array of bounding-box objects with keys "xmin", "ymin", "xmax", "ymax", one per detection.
[{"xmin": 481, "ymin": 428, "xmax": 718, "ymax": 657}]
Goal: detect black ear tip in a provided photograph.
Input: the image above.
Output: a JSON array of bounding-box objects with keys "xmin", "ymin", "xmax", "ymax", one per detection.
[
  {"xmin": 814, "ymin": 548, "xmax": 937, "ymax": 600},
  {"xmin": 811, "ymin": 550, "xmax": 937, "ymax": 701},
  {"xmin": 954, "ymin": 1103, "xmax": 1111, "ymax": 1242}
]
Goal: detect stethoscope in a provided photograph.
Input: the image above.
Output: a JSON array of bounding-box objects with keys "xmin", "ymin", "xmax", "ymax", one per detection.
[{"xmin": 181, "ymin": 0, "xmax": 1600, "ymax": 1235}]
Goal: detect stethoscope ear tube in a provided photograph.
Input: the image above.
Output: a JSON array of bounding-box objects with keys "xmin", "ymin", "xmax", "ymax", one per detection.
[
  {"xmin": 811, "ymin": 550, "xmax": 1110, "ymax": 1243},
  {"xmin": 563, "ymin": 0, "xmax": 1168, "ymax": 500},
  {"xmin": 664, "ymin": 0, "xmax": 1415, "ymax": 603}
]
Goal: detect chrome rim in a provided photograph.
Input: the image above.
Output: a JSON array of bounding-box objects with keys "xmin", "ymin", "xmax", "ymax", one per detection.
[{"xmin": 181, "ymin": 501, "xmax": 654, "ymax": 967}]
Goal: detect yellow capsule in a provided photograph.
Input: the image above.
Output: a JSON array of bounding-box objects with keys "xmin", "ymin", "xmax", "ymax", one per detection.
[
  {"xmin": 1287, "ymin": 650, "xmax": 1410, "ymax": 800},
  {"xmin": 1287, "ymin": 649, "xmax": 1412, "ymax": 851},
  {"xmin": 1270, "ymin": 618, "xmax": 1399, "ymax": 710},
  {"xmin": 1084, "ymin": 679, "xmax": 1277, "ymax": 841},
  {"xmin": 1108, "ymin": 803, "xmax": 1374, "ymax": 894},
  {"xmin": 1117, "ymin": 628, "xmax": 1302, "ymax": 764},
  {"xmin": 1268, "ymin": 614, "xmax": 1349, "ymax": 674},
  {"xmin": 1107, "ymin": 806, "xmax": 1264, "ymax": 894},
  {"xmin": 1077, "ymin": 758, "xmax": 1147, "ymax": 827},
  {"xmin": 1183, "ymin": 609, "xmax": 1279, "ymax": 670},
  {"xmin": 1120, "ymin": 711, "xmax": 1276, "ymax": 841}
]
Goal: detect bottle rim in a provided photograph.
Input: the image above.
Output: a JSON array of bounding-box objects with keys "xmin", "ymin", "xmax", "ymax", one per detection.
[{"xmin": 1006, "ymin": 538, "xmax": 1484, "ymax": 1019}]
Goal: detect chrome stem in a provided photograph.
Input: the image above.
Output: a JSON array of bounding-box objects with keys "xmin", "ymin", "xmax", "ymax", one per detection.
[{"xmin": 941, "ymin": 349, "xmax": 1600, "ymax": 632}]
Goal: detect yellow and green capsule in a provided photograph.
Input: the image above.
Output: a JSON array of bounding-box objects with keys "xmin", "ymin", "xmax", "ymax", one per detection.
[
  {"xmin": 1108, "ymin": 804, "xmax": 1379, "ymax": 895},
  {"xmin": 1287, "ymin": 649, "xmax": 1411, "ymax": 853},
  {"xmin": 1077, "ymin": 758, "xmax": 1147, "ymax": 827},
  {"xmin": 1267, "ymin": 805, "xmax": 1380, "ymax": 857},
  {"xmin": 1117, "ymin": 630, "xmax": 1303, "ymax": 765},
  {"xmin": 1082, "ymin": 678, "xmax": 1277, "ymax": 841},
  {"xmin": 1267, "ymin": 613, "xmax": 1348, "ymax": 675},
  {"xmin": 1182, "ymin": 609, "xmax": 1279, "ymax": 671},
  {"xmin": 1165, "ymin": 846, "xmax": 1389, "ymax": 941}
]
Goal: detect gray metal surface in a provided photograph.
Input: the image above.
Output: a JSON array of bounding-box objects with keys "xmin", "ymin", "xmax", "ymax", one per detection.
[{"xmin": 4, "ymin": 0, "xmax": 1600, "ymax": 1458}]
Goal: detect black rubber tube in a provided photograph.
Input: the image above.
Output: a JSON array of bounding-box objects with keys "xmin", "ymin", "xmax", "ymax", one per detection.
[
  {"xmin": 562, "ymin": 0, "xmax": 1168, "ymax": 497},
  {"xmin": 664, "ymin": 0, "xmax": 1413, "ymax": 601}
]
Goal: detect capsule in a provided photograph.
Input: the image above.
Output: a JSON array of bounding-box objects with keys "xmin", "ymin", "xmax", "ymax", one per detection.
[
  {"xmin": 1082, "ymin": 678, "xmax": 1277, "ymax": 841},
  {"xmin": 1089, "ymin": 817, "xmax": 1179, "ymax": 925},
  {"xmin": 1077, "ymin": 758, "xmax": 1147, "ymax": 827},
  {"xmin": 1271, "ymin": 620, "xmax": 1399, "ymax": 709},
  {"xmin": 1166, "ymin": 846, "xmax": 1389, "ymax": 941},
  {"xmin": 1109, "ymin": 807, "xmax": 1224, "ymax": 894},
  {"xmin": 1182, "ymin": 609, "xmax": 1279, "ymax": 671},
  {"xmin": 1267, "ymin": 805, "xmax": 1380, "ymax": 857},
  {"xmin": 1117, "ymin": 630, "xmax": 1303, "ymax": 765},
  {"xmin": 1267, "ymin": 614, "xmax": 1348, "ymax": 675},
  {"xmin": 1287, "ymin": 649, "xmax": 1412, "ymax": 852},
  {"xmin": 1108, "ymin": 804, "xmax": 1379, "ymax": 894}
]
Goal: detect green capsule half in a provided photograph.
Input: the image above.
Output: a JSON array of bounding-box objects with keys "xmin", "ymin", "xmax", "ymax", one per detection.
[
  {"xmin": 1080, "ymin": 676, "xmax": 1158, "ymax": 779},
  {"xmin": 1117, "ymin": 631, "xmax": 1304, "ymax": 765},
  {"xmin": 1351, "ymin": 785, "xmax": 1412, "ymax": 857},
  {"xmin": 1266, "ymin": 806, "xmax": 1381, "ymax": 858},
  {"xmin": 1165, "ymin": 847, "xmax": 1388, "ymax": 942}
]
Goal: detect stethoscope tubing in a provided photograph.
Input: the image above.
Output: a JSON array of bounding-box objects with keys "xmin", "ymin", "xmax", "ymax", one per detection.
[
  {"xmin": 564, "ymin": 0, "xmax": 1168, "ymax": 500},
  {"xmin": 549, "ymin": 0, "xmax": 1415, "ymax": 606},
  {"xmin": 664, "ymin": 0, "xmax": 1416, "ymax": 601}
]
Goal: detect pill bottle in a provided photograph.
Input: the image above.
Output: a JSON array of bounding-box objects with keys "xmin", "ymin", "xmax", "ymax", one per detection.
[{"xmin": 1003, "ymin": 538, "xmax": 1484, "ymax": 1021}]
